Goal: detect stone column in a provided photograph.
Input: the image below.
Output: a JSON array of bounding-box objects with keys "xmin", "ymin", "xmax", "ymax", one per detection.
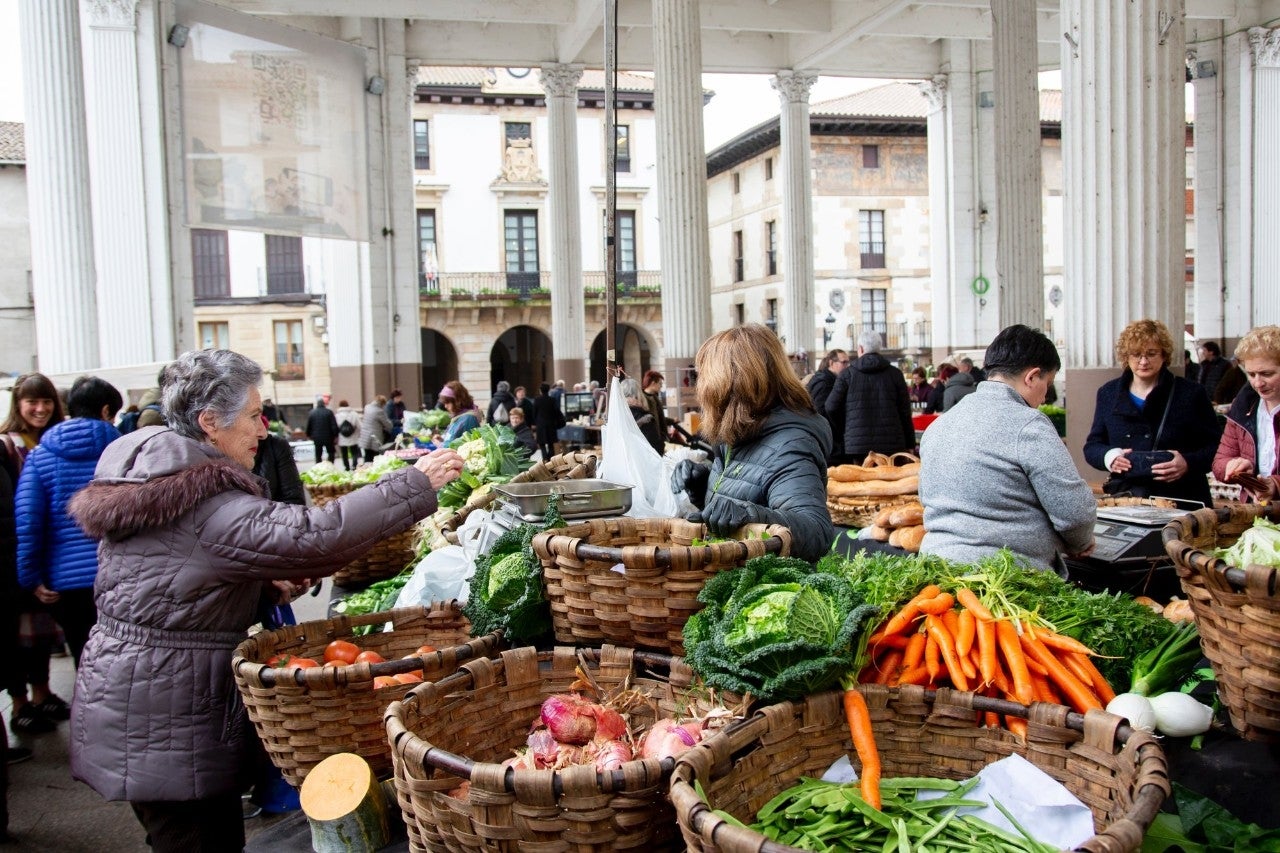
[
  {"xmin": 1248, "ymin": 26, "xmax": 1280, "ymax": 326},
  {"xmin": 990, "ymin": 0, "xmax": 1044, "ymax": 330},
  {"xmin": 541, "ymin": 64, "xmax": 587, "ymax": 388},
  {"xmin": 771, "ymin": 70, "xmax": 818, "ymax": 357},
  {"xmin": 652, "ymin": 0, "xmax": 712, "ymax": 386},
  {"xmin": 922, "ymin": 74, "xmax": 954, "ymax": 363},
  {"xmin": 1061, "ymin": 0, "xmax": 1185, "ymax": 477},
  {"xmin": 19, "ymin": 0, "xmax": 100, "ymax": 373},
  {"xmin": 82, "ymin": 0, "xmax": 158, "ymax": 367}
]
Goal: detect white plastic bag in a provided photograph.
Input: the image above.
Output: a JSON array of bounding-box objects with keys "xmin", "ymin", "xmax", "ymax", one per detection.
[
  {"xmin": 393, "ymin": 509, "xmax": 495, "ymax": 607},
  {"xmin": 599, "ymin": 377, "xmax": 679, "ymax": 518},
  {"xmin": 663, "ymin": 444, "xmax": 710, "ymax": 517}
]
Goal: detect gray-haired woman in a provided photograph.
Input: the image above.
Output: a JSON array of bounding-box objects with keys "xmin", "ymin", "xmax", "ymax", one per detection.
[{"xmin": 65, "ymin": 350, "xmax": 463, "ymax": 852}]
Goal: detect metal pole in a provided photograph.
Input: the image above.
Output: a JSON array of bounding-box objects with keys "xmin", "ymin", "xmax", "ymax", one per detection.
[{"xmin": 603, "ymin": 0, "xmax": 618, "ymax": 377}]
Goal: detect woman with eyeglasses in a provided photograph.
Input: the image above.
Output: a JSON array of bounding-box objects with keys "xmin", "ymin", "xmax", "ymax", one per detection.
[
  {"xmin": 1083, "ymin": 319, "xmax": 1219, "ymax": 505},
  {"xmin": 1, "ymin": 373, "xmax": 73, "ymax": 736}
]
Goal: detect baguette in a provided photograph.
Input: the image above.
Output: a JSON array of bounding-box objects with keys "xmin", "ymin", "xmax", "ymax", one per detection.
[
  {"xmin": 865, "ymin": 524, "xmax": 891, "ymax": 542},
  {"xmin": 872, "ymin": 506, "xmax": 898, "ymax": 528},
  {"xmin": 828, "ymin": 463, "xmax": 921, "ymax": 483},
  {"xmin": 827, "ymin": 476, "xmax": 919, "ymax": 498},
  {"xmin": 887, "ymin": 504, "xmax": 924, "ymax": 528}
]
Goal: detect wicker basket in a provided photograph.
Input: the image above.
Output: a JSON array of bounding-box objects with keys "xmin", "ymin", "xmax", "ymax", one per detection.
[
  {"xmin": 532, "ymin": 518, "xmax": 791, "ymax": 655},
  {"xmin": 1162, "ymin": 503, "xmax": 1280, "ymax": 741},
  {"xmin": 385, "ymin": 644, "xmax": 723, "ymax": 853},
  {"xmin": 304, "ymin": 480, "xmax": 420, "ymax": 586},
  {"xmin": 232, "ymin": 602, "xmax": 501, "ymax": 786},
  {"xmin": 439, "ymin": 450, "xmax": 600, "ymax": 545},
  {"xmin": 671, "ymin": 685, "xmax": 1169, "ymax": 853},
  {"xmin": 826, "ymin": 451, "xmax": 921, "ymax": 528}
]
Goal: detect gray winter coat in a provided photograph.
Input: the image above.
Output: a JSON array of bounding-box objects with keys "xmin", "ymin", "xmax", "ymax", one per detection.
[
  {"xmin": 941, "ymin": 371, "xmax": 977, "ymax": 411},
  {"xmin": 359, "ymin": 401, "xmax": 394, "ymax": 452},
  {"xmin": 918, "ymin": 381, "xmax": 1095, "ymax": 571},
  {"xmin": 702, "ymin": 408, "xmax": 834, "ymax": 563},
  {"xmin": 66, "ymin": 427, "xmax": 439, "ymax": 802}
]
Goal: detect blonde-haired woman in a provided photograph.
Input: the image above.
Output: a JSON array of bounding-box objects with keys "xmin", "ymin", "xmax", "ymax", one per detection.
[
  {"xmin": 669, "ymin": 324, "xmax": 834, "ymax": 561},
  {"xmin": 1213, "ymin": 325, "xmax": 1280, "ymax": 501}
]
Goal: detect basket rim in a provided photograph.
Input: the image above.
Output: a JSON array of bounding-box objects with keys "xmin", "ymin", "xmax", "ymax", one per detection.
[
  {"xmin": 231, "ymin": 601, "xmax": 485, "ymax": 687},
  {"xmin": 1162, "ymin": 504, "xmax": 1280, "ymax": 592},
  {"xmin": 533, "ymin": 519, "xmax": 790, "ymax": 567},
  {"xmin": 385, "ymin": 645, "xmax": 687, "ymax": 790},
  {"xmin": 671, "ymin": 685, "xmax": 1169, "ymax": 853}
]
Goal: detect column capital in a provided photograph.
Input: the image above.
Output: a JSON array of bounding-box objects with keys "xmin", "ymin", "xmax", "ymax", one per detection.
[
  {"xmin": 770, "ymin": 69, "xmax": 818, "ymax": 105},
  {"xmin": 1249, "ymin": 26, "xmax": 1280, "ymax": 69},
  {"xmin": 406, "ymin": 59, "xmax": 421, "ymax": 89},
  {"xmin": 916, "ymin": 74, "xmax": 949, "ymax": 113},
  {"xmin": 83, "ymin": 0, "xmax": 138, "ymax": 29},
  {"xmin": 539, "ymin": 64, "xmax": 584, "ymax": 98}
]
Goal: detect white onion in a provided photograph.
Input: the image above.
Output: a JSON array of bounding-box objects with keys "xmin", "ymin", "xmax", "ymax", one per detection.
[
  {"xmin": 1149, "ymin": 692, "xmax": 1214, "ymax": 737},
  {"xmin": 1105, "ymin": 693, "xmax": 1157, "ymax": 732}
]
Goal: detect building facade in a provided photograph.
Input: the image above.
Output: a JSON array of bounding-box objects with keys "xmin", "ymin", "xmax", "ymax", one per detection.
[{"xmin": 0, "ymin": 122, "xmax": 35, "ymax": 379}]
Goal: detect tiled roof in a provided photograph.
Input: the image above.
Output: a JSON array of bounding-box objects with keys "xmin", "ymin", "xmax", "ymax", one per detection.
[
  {"xmin": 415, "ymin": 66, "xmax": 655, "ymax": 93},
  {"xmin": 811, "ymin": 81, "xmax": 1062, "ymax": 123},
  {"xmin": 0, "ymin": 122, "xmax": 24, "ymax": 163}
]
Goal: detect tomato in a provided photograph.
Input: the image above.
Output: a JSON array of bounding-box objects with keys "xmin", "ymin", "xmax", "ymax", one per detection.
[
  {"xmin": 393, "ymin": 672, "xmax": 423, "ymax": 685},
  {"xmin": 289, "ymin": 657, "xmax": 320, "ymax": 669},
  {"xmin": 267, "ymin": 654, "xmax": 292, "ymax": 668},
  {"xmin": 372, "ymin": 676, "xmax": 398, "ymax": 690},
  {"xmin": 354, "ymin": 650, "xmax": 385, "ymax": 665},
  {"xmin": 324, "ymin": 640, "xmax": 361, "ymax": 665},
  {"xmin": 415, "ymin": 645, "xmax": 437, "ymax": 656}
]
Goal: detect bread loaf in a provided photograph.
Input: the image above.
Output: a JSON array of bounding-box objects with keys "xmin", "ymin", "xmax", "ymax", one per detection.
[
  {"xmin": 827, "ymin": 476, "xmax": 919, "ymax": 498},
  {"xmin": 828, "ymin": 462, "xmax": 921, "ymax": 483},
  {"xmin": 894, "ymin": 525, "xmax": 926, "ymax": 553},
  {"xmin": 872, "ymin": 506, "xmax": 897, "ymax": 528},
  {"xmin": 866, "ymin": 524, "xmax": 891, "ymax": 542},
  {"xmin": 887, "ymin": 504, "xmax": 924, "ymax": 528}
]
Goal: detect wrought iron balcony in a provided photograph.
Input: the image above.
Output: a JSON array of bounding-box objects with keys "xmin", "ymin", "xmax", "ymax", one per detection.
[{"xmin": 420, "ymin": 270, "xmax": 660, "ymax": 302}]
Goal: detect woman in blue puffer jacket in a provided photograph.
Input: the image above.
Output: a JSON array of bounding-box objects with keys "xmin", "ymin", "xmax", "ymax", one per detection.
[{"xmin": 16, "ymin": 376, "xmax": 123, "ymax": 667}]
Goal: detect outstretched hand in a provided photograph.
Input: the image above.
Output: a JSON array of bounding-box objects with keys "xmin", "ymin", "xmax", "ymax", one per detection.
[
  {"xmin": 415, "ymin": 448, "xmax": 465, "ymax": 491},
  {"xmin": 670, "ymin": 459, "xmax": 711, "ymax": 507}
]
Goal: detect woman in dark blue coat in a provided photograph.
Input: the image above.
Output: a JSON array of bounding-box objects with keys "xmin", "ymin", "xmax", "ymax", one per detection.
[{"xmin": 1083, "ymin": 319, "xmax": 1220, "ymax": 505}]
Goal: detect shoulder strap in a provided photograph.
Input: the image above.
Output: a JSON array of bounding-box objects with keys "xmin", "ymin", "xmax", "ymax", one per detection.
[{"xmin": 1153, "ymin": 383, "xmax": 1176, "ymax": 449}]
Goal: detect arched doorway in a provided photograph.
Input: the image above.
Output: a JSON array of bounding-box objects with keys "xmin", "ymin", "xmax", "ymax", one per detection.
[
  {"xmin": 588, "ymin": 324, "xmax": 652, "ymax": 386},
  {"xmin": 421, "ymin": 329, "xmax": 458, "ymax": 407},
  {"xmin": 490, "ymin": 325, "xmax": 553, "ymax": 394}
]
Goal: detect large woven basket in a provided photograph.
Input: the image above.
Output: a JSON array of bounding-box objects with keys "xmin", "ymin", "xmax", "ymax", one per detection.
[
  {"xmin": 232, "ymin": 602, "xmax": 501, "ymax": 786},
  {"xmin": 385, "ymin": 644, "xmax": 726, "ymax": 853},
  {"xmin": 440, "ymin": 450, "xmax": 600, "ymax": 545},
  {"xmin": 671, "ymin": 686, "xmax": 1169, "ymax": 853},
  {"xmin": 1162, "ymin": 503, "xmax": 1280, "ymax": 741},
  {"xmin": 532, "ymin": 518, "xmax": 791, "ymax": 655},
  {"xmin": 305, "ymin": 480, "xmax": 419, "ymax": 586}
]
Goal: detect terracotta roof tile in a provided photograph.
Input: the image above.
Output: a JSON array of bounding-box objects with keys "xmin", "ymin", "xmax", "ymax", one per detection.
[
  {"xmin": 810, "ymin": 81, "xmax": 1062, "ymax": 123},
  {"xmin": 415, "ymin": 66, "xmax": 655, "ymax": 93},
  {"xmin": 0, "ymin": 121, "xmax": 24, "ymax": 163}
]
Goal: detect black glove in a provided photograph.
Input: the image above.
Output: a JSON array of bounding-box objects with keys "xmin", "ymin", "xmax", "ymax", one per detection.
[
  {"xmin": 670, "ymin": 459, "xmax": 711, "ymax": 508},
  {"xmin": 701, "ymin": 495, "xmax": 764, "ymax": 538}
]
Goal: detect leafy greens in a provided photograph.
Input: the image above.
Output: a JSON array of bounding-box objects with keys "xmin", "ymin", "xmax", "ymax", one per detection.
[{"xmin": 683, "ymin": 556, "xmax": 877, "ymax": 702}]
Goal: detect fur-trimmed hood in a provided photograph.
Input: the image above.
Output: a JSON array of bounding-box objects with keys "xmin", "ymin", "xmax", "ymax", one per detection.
[{"xmin": 70, "ymin": 427, "xmax": 267, "ymax": 540}]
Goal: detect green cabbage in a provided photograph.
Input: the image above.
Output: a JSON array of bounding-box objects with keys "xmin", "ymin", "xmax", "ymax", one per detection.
[
  {"xmin": 1215, "ymin": 517, "xmax": 1280, "ymax": 569},
  {"xmin": 683, "ymin": 556, "xmax": 877, "ymax": 702}
]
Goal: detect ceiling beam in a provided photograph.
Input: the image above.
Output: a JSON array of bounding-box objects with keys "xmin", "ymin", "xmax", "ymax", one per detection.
[
  {"xmin": 556, "ymin": 0, "xmax": 602, "ymax": 63},
  {"xmin": 226, "ymin": 0, "xmax": 577, "ymax": 25},
  {"xmin": 789, "ymin": 0, "xmax": 915, "ymax": 69},
  {"xmin": 871, "ymin": 6, "xmax": 1062, "ymax": 44}
]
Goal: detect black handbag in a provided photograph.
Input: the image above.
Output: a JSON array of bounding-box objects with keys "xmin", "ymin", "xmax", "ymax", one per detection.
[{"xmin": 1103, "ymin": 384, "xmax": 1176, "ymax": 495}]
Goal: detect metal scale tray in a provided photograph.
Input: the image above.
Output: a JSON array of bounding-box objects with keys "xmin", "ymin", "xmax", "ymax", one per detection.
[{"xmin": 492, "ymin": 479, "xmax": 633, "ymax": 523}]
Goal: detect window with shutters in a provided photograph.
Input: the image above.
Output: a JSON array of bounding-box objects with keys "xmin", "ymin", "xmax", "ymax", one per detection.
[
  {"xmin": 732, "ymin": 230, "xmax": 744, "ymax": 282},
  {"xmin": 417, "ymin": 209, "xmax": 438, "ymax": 291},
  {"xmin": 766, "ymin": 220, "xmax": 778, "ymax": 276},
  {"xmin": 191, "ymin": 229, "xmax": 230, "ymax": 299},
  {"xmin": 614, "ymin": 125, "xmax": 631, "ymax": 173},
  {"xmin": 413, "ymin": 119, "xmax": 431, "ymax": 170},
  {"xmin": 504, "ymin": 209, "xmax": 539, "ymax": 293},
  {"xmin": 616, "ymin": 210, "xmax": 637, "ymax": 289},
  {"xmin": 861, "ymin": 288, "xmax": 887, "ymax": 334},
  {"xmin": 265, "ymin": 235, "xmax": 305, "ymax": 294},
  {"xmin": 198, "ymin": 322, "xmax": 229, "ymax": 350},
  {"xmin": 862, "ymin": 144, "xmax": 880, "ymax": 169}
]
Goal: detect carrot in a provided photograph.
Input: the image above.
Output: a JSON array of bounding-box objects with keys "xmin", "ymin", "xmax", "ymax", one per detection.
[
  {"xmin": 925, "ymin": 634, "xmax": 941, "ymax": 682},
  {"xmin": 956, "ymin": 609, "xmax": 976, "ymax": 658},
  {"xmin": 901, "ymin": 631, "xmax": 927, "ymax": 671},
  {"xmin": 1023, "ymin": 655, "xmax": 1049, "ymax": 677},
  {"xmin": 1025, "ymin": 623, "xmax": 1095, "ymax": 657},
  {"xmin": 956, "ymin": 587, "xmax": 995, "ymax": 622},
  {"xmin": 995, "ymin": 620, "xmax": 1034, "ymax": 705},
  {"xmin": 976, "ymin": 618, "xmax": 998, "ymax": 686},
  {"xmin": 918, "ymin": 592, "xmax": 956, "ymax": 615},
  {"xmin": 1020, "ymin": 633, "xmax": 1103, "ymax": 713},
  {"xmin": 989, "ymin": 663, "xmax": 1012, "ymax": 697},
  {"xmin": 897, "ymin": 665, "xmax": 930, "ymax": 686},
  {"xmin": 1060, "ymin": 649, "xmax": 1096, "ymax": 687},
  {"xmin": 869, "ymin": 633, "xmax": 910, "ymax": 650},
  {"xmin": 1006, "ymin": 715, "xmax": 1028, "ymax": 740},
  {"xmin": 1030, "ymin": 672, "xmax": 1058, "ymax": 704},
  {"xmin": 1069, "ymin": 652, "xmax": 1117, "ymax": 705},
  {"xmin": 874, "ymin": 649, "xmax": 904, "ymax": 685},
  {"xmin": 925, "ymin": 614, "xmax": 971, "ymax": 692},
  {"xmin": 875, "ymin": 584, "xmax": 941, "ymax": 638},
  {"xmin": 843, "ymin": 688, "xmax": 882, "ymax": 810}
]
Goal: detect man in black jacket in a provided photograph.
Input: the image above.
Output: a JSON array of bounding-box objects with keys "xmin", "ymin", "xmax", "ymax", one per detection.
[
  {"xmin": 304, "ymin": 396, "xmax": 339, "ymax": 463},
  {"xmin": 1196, "ymin": 341, "xmax": 1231, "ymax": 399},
  {"xmin": 806, "ymin": 349, "xmax": 848, "ymax": 462},
  {"xmin": 825, "ymin": 330, "xmax": 914, "ymax": 464}
]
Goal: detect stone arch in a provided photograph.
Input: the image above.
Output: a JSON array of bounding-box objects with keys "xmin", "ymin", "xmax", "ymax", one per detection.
[
  {"xmin": 421, "ymin": 328, "xmax": 458, "ymax": 406},
  {"xmin": 490, "ymin": 325, "xmax": 553, "ymax": 394},
  {"xmin": 588, "ymin": 324, "xmax": 653, "ymax": 386}
]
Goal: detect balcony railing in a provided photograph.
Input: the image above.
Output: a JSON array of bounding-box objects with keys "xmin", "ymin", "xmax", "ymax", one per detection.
[
  {"xmin": 849, "ymin": 321, "xmax": 934, "ymax": 352},
  {"xmin": 420, "ymin": 270, "xmax": 660, "ymax": 301}
]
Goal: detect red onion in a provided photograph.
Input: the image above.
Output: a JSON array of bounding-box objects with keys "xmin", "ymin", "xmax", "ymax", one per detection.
[
  {"xmin": 539, "ymin": 694, "xmax": 598, "ymax": 745},
  {"xmin": 638, "ymin": 719, "xmax": 704, "ymax": 761},
  {"xmin": 590, "ymin": 738, "xmax": 633, "ymax": 773}
]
